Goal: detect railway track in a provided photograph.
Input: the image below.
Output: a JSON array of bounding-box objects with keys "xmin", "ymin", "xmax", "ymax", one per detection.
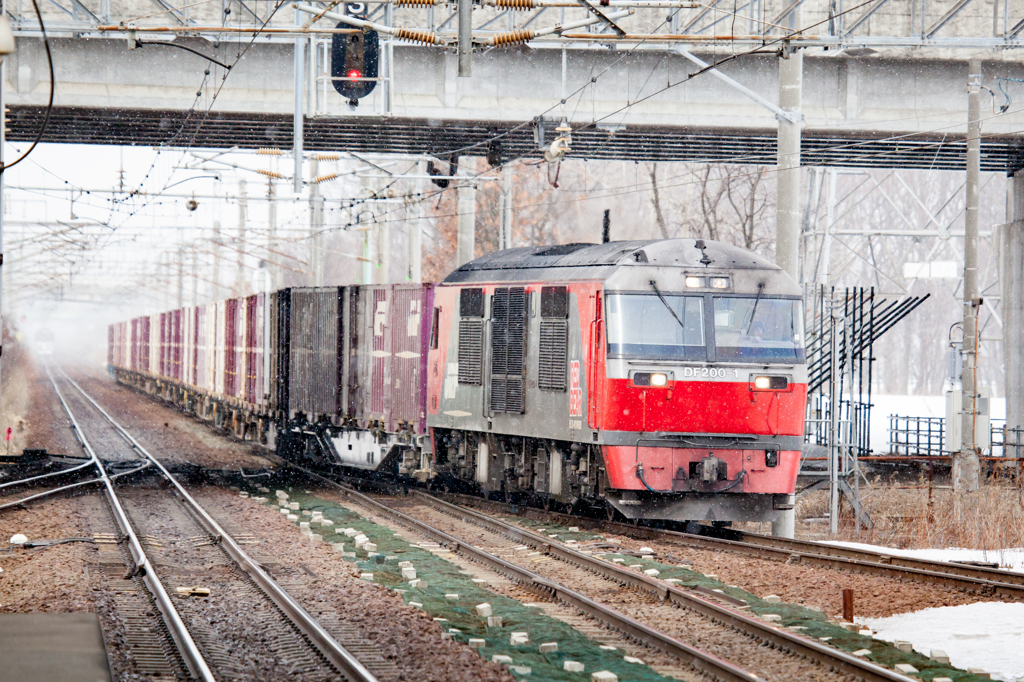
[
  {"xmin": 293, "ymin": 465, "xmax": 919, "ymax": 682},
  {"xmin": 44, "ymin": 367, "xmax": 382, "ymax": 682},
  {"xmin": 432, "ymin": 491, "xmax": 1024, "ymax": 600}
]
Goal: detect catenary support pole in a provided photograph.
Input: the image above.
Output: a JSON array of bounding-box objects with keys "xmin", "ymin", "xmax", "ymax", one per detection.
[
  {"xmin": 309, "ymin": 158, "xmax": 324, "ymax": 286},
  {"xmin": 772, "ymin": 45, "xmax": 803, "ymax": 539},
  {"xmin": 957, "ymin": 58, "xmax": 982, "ymax": 493},
  {"xmin": 267, "ymin": 180, "xmax": 278, "ymax": 289},
  {"xmin": 293, "ymin": 8, "xmax": 305, "ymax": 195},
  {"xmin": 775, "ymin": 47, "xmax": 803, "ymax": 281},
  {"xmin": 457, "ymin": 162, "xmax": 476, "ymax": 267},
  {"xmin": 1003, "ymin": 171, "xmax": 1024, "ymax": 459},
  {"xmin": 458, "ymin": 0, "xmax": 472, "ymax": 76},
  {"xmin": 212, "ymin": 220, "xmax": 222, "ymax": 299},
  {"xmin": 177, "ymin": 246, "xmax": 184, "ymax": 309},
  {"xmin": 235, "ymin": 180, "xmax": 247, "ymax": 296},
  {"xmin": 500, "ymin": 163, "xmax": 513, "ymax": 251},
  {"xmin": 407, "ymin": 168, "xmax": 423, "ymax": 282}
]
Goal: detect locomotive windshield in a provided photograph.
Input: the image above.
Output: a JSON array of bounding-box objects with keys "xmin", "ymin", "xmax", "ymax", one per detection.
[
  {"xmin": 713, "ymin": 297, "xmax": 804, "ymax": 362},
  {"xmin": 606, "ymin": 294, "xmax": 705, "ymax": 359}
]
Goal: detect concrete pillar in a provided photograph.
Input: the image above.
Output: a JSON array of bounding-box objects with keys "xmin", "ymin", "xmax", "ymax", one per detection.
[
  {"xmin": 956, "ymin": 59, "xmax": 982, "ymax": 493},
  {"xmin": 457, "ymin": 163, "xmax": 477, "ymax": 267},
  {"xmin": 292, "ymin": 8, "xmax": 304, "ymax": 194},
  {"xmin": 458, "ymin": 0, "xmax": 472, "ymax": 77},
  {"xmin": 267, "ymin": 180, "xmax": 278, "ymax": 289},
  {"xmin": 1004, "ymin": 172, "xmax": 1024, "ymax": 458},
  {"xmin": 775, "ymin": 48, "xmax": 803, "ymax": 280},
  {"xmin": 772, "ymin": 48, "xmax": 802, "ymax": 539}
]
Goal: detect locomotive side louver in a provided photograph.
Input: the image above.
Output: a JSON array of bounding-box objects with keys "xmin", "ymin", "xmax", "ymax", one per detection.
[
  {"xmin": 458, "ymin": 319, "xmax": 484, "ymax": 385},
  {"xmin": 490, "ymin": 287, "xmax": 527, "ymax": 413},
  {"xmin": 538, "ymin": 320, "xmax": 568, "ymax": 391}
]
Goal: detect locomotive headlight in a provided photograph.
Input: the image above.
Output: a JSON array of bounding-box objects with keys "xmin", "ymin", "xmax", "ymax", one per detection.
[
  {"xmin": 650, "ymin": 373, "xmax": 668, "ymax": 387},
  {"xmin": 753, "ymin": 376, "xmax": 788, "ymax": 390},
  {"xmin": 633, "ymin": 372, "xmax": 671, "ymax": 387},
  {"xmin": 685, "ymin": 276, "xmax": 704, "ymax": 288},
  {"xmin": 710, "ymin": 277, "xmax": 730, "ymax": 289}
]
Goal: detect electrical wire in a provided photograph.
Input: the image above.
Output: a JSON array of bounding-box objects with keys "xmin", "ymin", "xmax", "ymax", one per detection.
[{"xmin": 2, "ymin": 0, "xmax": 54, "ymax": 174}]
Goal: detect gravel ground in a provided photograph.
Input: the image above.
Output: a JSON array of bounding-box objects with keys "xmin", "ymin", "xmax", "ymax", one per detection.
[
  {"xmin": 487, "ymin": 508, "xmax": 989, "ymax": 620},
  {"xmin": 385, "ymin": 500, "xmax": 844, "ymax": 682},
  {"xmin": 68, "ymin": 367, "xmax": 275, "ymax": 469},
  {"xmin": 195, "ymin": 486, "xmax": 516, "ymax": 682},
  {"xmin": 22, "ymin": 357, "xmax": 80, "ymax": 456}
]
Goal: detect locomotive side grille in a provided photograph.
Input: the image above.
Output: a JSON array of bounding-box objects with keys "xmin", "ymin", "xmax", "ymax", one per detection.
[
  {"xmin": 538, "ymin": 319, "xmax": 568, "ymax": 391},
  {"xmin": 458, "ymin": 318, "xmax": 484, "ymax": 385},
  {"xmin": 490, "ymin": 287, "xmax": 527, "ymax": 414}
]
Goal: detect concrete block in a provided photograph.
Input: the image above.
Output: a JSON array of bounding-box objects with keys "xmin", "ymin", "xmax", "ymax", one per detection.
[
  {"xmin": 287, "ymin": 514, "xmax": 299, "ymax": 521},
  {"xmin": 628, "ymin": 564, "xmax": 644, "ymax": 569},
  {"xmin": 239, "ymin": 491, "xmax": 249, "ymax": 497},
  {"xmin": 639, "ymin": 546, "xmax": 654, "ymax": 553},
  {"xmin": 894, "ymin": 640, "xmax": 913, "ymax": 653},
  {"xmin": 310, "ymin": 534, "xmax": 323, "ymax": 542},
  {"xmin": 300, "ymin": 521, "xmax": 311, "ymax": 530},
  {"xmin": 643, "ymin": 569, "xmax": 660, "ymax": 577},
  {"xmin": 445, "ymin": 593, "xmax": 459, "ymax": 601},
  {"xmin": 548, "ymin": 534, "xmax": 559, "ymax": 538},
  {"xmin": 487, "ymin": 616, "xmax": 503, "ymax": 627},
  {"xmin": 409, "ymin": 579, "xmax": 422, "ymax": 588},
  {"xmin": 468, "ymin": 638, "xmax": 485, "ymax": 648},
  {"xmin": 449, "ymin": 628, "xmax": 461, "ymax": 633},
  {"xmin": 414, "ymin": 580, "xmax": 428, "ymax": 589},
  {"xmin": 762, "ymin": 614, "xmax": 782, "ymax": 623},
  {"xmin": 402, "ymin": 567, "xmax": 417, "ymax": 580},
  {"xmin": 472, "ymin": 578, "xmax": 488, "ymax": 585},
  {"xmin": 565, "ymin": 540, "xmax": 578, "ymax": 545},
  {"xmin": 476, "ymin": 603, "xmax": 493, "ymax": 617},
  {"xmin": 569, "ymin": 526, "xmax": 580, "ymax": 532},
  {"xmin": 538, "ymin": 642, "xmax": 557, "ymax": 653},
  {"xmin": 510, "ymin": 632, "xmax": 529, "ymax": 645},
  {"xmin": 665, "ymin": 578, "xmax": 682, "ymax": 583},
  {"xmin": 858, "ymin": 630, "xmax": 873, "ymax": 636},
  {"xmin": 433, "ymin": 617, "xmax": 448, "ymax": 622},
  {"xmin": 441, "ymin": 632, "xmax": 453, "ymax": 641},
  {"xmin": 311, "ymin": 511, "xmax": 323, "ymax": 518},
  {"xmin": 894, "ymin": 664, "xmax": 918, "ymax": 675},
  {"xmin": 612, "ymin": 558, "xmax": 625, "ymax": 563},
  {"xmin": 563, "ymin": 661, "xmax": 584, "ymax": 672},
  {"xmin": 320, "ymin": 520, "xmax": 333, "ymax": 527},
  {"xmin": 363, "ymin": 543, "xmax": 377, "ymax": 553},
  {"xmin": 398, "ymin": 561, "xmax": 413, "ymax": 568},
  {"xmin": 280, "ymin": 508, "xmax": 290, "ymax": 514},
  {"xmin": 640, "ymin": 554, "xmax": 654, "ymax": 560},
  {"xmin": 705, "ymin": 574, "xmax": 718, "ymax": 579},
  {"xmin": 354, "ymin": 534, "xmax": 369, "ymax": 546},
  {"xmin": 598, "ymin": 645, "xmax": 617, "ymax": 651},
  {"xmin": 591, "ymin": 671, "xmax": 617, "ymax": 682},
  {"xmin": 852, "ymin": 649, "xmax": 872, "ymax": 657},
  {"xmin": 276, "ymin": 490, "xmax": 288, "ymax": 499},
  {"xmin": 492, "ymin": 655, "xmax": 513, "ymax": 664},
  {"xmin": 763, "ymin": 595, "xmax": 782, "ymax": 604},
  {"xmin": 360, "ymin": 573, "xmax": 373, "ymax": 581},
  {"xmin": 344, "ymin": 528, "xmax": 359, "ymax": 537},
  {"xmin": 408, "ymin": 601, "xmax": 423, "ymax": 608},
  {"xmin": 967, "ymin": 669, "xmax": 991, "ymax": 679},
  {"xmin": 932, "ymin": 678, "xmax": 953, "ymax": 682},
  {"xmin": 510, "ymin": 666, "xmax": 531, "ymax": 675},
  {"xmin": 288, "ymin": 502, "xmax": 300, "ymax": 510},
  {"xmin": 841, "ymin": 622, "xmax": 859, "ymax": 632},
  {"xmin": 623, "ymin": 656, "xmax": 644, "ymax": 664},
  {"xmin": 331, "ymin": 543, "xmax": 345, "ymax": 552},
  {"xmin": 930, "ymin": 650, "xmax": 950, "ymax": 664},
  {"xmin": 301, "ymin": 528, "xmax": 313, "ymax": 537},
  {"xmin": 302, "ymin": 510, "xmax": 312, "ymax": 516}
]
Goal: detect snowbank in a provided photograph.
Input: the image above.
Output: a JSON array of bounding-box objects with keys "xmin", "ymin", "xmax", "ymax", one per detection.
[
  {"xmin": 826, "ymin": 541, "xmax": 1024, "ymax": 572},
  {"xmin": 858, "ymin": 602, "xmax": 1024, "ymax": 682}
]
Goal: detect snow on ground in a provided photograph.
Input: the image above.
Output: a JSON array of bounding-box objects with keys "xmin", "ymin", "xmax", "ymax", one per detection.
[
  {"xmin": 826, "ymin": 541, "xmax": 1024, "ymax": 572},
  {"xmin": 857, "ymin": 602, "xmax": 1024, "ymax": 682}
]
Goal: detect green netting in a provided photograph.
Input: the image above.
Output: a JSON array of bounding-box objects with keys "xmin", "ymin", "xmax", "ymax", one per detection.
[
  {"xmin": 504, "ymin": 516, "xmax": 993, "ymax": 682},
  {"xmin": 240, "ymin": 485, "xmax": 678, "ymax": 682}
]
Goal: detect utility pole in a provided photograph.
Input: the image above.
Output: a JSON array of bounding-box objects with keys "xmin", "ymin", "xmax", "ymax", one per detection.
[
  {"xmin": 293, "ymin": 5, "xmax": 305, "ymax": 195},
  {"xmin": 772, "ymin": 44, "xmax": 803, "ymax": 539},
  {"xmin": 191, "ymin": 247, "xmax": 199, "ymax": 307},
  {"xmin": 176, "ymin": 245, "xmax": 184, "ymax": 309},
  {"xmin": 235, "ymin": 180, "xmax": 247, "ymax": 297},
  {"xmin": 1005, "ymin": 171, "xmax": 1024, "ymax": 463},
  {"xmin": 458, "ymin": 0, "xmax": 471, "ymax": 76},
  {"xmin": 456, "ymin": 161, "xmax": 476, "ymax": 267},
  {"xmin": 957, "ymin": 58, "xmax": 983, "ymax": 493}
]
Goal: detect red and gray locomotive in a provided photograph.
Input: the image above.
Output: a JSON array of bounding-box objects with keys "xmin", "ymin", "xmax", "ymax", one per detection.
[{"xmin": 109, "ymin": 238, "xmax": 806, "ymax": 524}]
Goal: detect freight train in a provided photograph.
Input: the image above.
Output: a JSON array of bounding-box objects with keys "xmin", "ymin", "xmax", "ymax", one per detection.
[{"xmin": 108, "ymin": 239, "xmax": 807, "ymax": 523}]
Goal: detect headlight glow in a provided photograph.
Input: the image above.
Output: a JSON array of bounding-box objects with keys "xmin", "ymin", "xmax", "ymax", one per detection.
[
  {"xmin": 685, "ymin": 276, "xmax": 704, "ymax": 288},
  {"xmin": 754, "ymin": 376, "xmax": 771, "ymax": 390},
  {"xmin": 710, "ymin": 277, "xmax": 730, "ymax": 289},
  {"xmin": 753, "ymin": 376, "xmax": 789, "ymax": 390},
  {"xmin": 650, "ymin": 373, "xmax": 668, "ymax": 387}
]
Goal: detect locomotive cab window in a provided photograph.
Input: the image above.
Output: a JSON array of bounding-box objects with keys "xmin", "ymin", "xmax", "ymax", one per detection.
[
  {"xmin": 606, "ymin": 293, "xmax": 705, "ymax": 359},
  {"xmin": 713, "ymin": 297, "xmax": 804, "ymax": 362},
  {"xmin": 430, "ymin": 307, "xmax": 440, "ymax": 350}
]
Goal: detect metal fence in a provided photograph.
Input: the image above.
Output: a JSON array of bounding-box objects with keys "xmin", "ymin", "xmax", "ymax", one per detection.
[{"xmin": 888, "ymin": 415, "xmax": 1024, "ymax": 458}]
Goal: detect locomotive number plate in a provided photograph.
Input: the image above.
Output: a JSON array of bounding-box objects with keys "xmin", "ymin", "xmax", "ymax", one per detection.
[{"xmin": 681, "ymin": 367, "xmax": 740, "ymax": 379}]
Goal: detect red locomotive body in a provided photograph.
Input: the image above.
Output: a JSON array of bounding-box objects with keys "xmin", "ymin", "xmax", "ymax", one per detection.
[{"xmin": 426, "ymin": 239, "xmax": 806, "ymax": 523}]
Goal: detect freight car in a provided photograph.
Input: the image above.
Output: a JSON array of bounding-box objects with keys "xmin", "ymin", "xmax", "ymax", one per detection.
[{"xmin": 109, "ymin": 239, "xmax": 806, "ymax": 524}]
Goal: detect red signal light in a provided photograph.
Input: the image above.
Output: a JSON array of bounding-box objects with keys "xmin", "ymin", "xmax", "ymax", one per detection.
[{"xmin": 347, "ymin": 68, "xmax": 362, "ymax": 80}]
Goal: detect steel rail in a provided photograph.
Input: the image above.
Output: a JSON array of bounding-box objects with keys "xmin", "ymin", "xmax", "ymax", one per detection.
[
  {"xmin": 287, "ymin": 463, "xmax": 766, "ymax": 682},
  {"xmin": 44, "ymin": 366, "xmax": 216, "ymax": 682},
  {"xmin": 0, "ymin": 461, "xmax": 152, "ymax": 511},
  {"xmin": 59, "ymin": 370, "xmax": 380, "ymax": 682},
  {"xmin": 411, "ymin": 491, "xmax": 918, "ymax": 682},
  {"xmin": 437, "ymin": 491, "xmax": 1024, "ymax": 599}
]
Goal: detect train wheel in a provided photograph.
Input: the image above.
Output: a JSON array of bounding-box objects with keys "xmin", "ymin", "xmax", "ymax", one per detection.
[
  {"xmin": 542, "ymin": 496, "xmax": 553, "ymax": 512},
  {"xmin": 604, "ymin": 501, "xmax": 619, "ymax": 521}
]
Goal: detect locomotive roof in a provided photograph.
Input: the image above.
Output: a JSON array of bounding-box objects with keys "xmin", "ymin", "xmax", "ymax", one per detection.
[{"xmin": 443, "ymin": 239, "xmax": 780, "ymax": 283}]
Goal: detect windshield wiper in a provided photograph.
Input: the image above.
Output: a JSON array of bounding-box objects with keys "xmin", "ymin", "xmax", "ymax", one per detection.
[
  {"xmin": 745, "ymin": 282, "xmax": 765, "ymax": 334},
  {"xmin": 649, "ymin": 281, "xmax": 689, "ymax": 333}
]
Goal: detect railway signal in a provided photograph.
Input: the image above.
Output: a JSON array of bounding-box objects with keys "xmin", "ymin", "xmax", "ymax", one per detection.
[{"xmin": 331, "ymin": 3, "xmax": 378, "ymax": 105}]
